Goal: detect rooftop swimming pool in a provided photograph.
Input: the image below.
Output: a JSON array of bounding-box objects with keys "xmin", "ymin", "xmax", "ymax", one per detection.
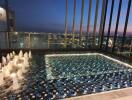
[
  {"xmin": 1, "ymin": 53, "xmax": 132, "ymax": 99},
  {"xmin": 45, "ymin": 53, "xmax": 132, "ymax": 80},
  {"xmin": 42, "ymin": 53, "xmax": 132, "ymax": 98}
]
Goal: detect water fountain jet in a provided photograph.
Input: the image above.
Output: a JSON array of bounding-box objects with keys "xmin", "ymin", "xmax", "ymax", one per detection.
[
  {"xmin": 19, "ymin": 50, "xmax": 23, "ymax": 58},
  {"xmin": 2, "ymin": 56, "xmax": 7, "ymax": 65},
  {"xmin": 29, "ymin": 51, "xmax": 32, "ymax": 59},
  {"xmin": 12, "ymin": 51, "xmax": 16, "ymax": 56},
  {"xmin": 0, "ymin": 63, "xmax": 2, "ymax": 69},
  {"xmin": 0, "ymin": 70, "xmax": 4, "ymax": 85},
  {"xmin": 11, "ymin": 73, "xmax": 20, "ymax": 90},
  {"xmin": 10, "ymin": 53, "xmax": 13, "ymax": 59},
  {"xmin": 17, "ymin": 70, "xmax": 23, "ymax": 80},
  {"xmin": 3, "ymin": 67, "xmax": 10, "ymax": 78},
  {"xmin": 24, "ymin": 52, "xmax": 29, "ymax": 59},
  {"xmin": 6, "ymin": 53, "xmax": 10, "ymax": 62}
]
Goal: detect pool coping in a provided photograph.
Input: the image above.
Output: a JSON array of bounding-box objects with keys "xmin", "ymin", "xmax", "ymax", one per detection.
[
  {"xmin": 45, "ymin": 53, "xmax": 132, "ymax": 99},
  {"xmin": 65, "ymin": 87, "xmax": 132, "ymax": 100},
  {"xmin": 45, "ymin": 53, "xmax": 132, "ymax": 68}
]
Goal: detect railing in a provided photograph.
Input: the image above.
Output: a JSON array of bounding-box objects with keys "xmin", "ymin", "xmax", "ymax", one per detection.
[
  {"xmin": 0, "ymin": 32, "xmax": 100, "ymax": 49},
  {"xmin": 0, "ymin": 32, "xmax": 132, "ymax": 57}
]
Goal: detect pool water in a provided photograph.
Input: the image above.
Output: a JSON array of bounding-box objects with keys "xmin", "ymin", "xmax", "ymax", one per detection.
[
  {"xmin": 45, "ymin": 53, "xmax": 132, "ymax": 80},
  {"xmin": 1, "ymin": 53, "xmax": 132, "ymax": 99}
]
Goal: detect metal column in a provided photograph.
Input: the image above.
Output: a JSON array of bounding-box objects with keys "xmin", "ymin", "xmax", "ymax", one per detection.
[
  {"xmin": 121, "ymin": 0, "xmax": 132, "ymax": 52},
  {"xmin": 98, "ymin": 0, "xmax": 106, "ymax": 47},
  {"xmin": 105, "ymin": 0, "xmax": 114, "ymax": 51},
  {"xmin": 28, "ymin": 33, "xmax": 31, "ymax": 48},
  {"xmin": 79, "ymin": 0, "xmax": 85, "ymax": 45},
  {"xmin": 93, "ymin": 0, "xmax": 99, "ymax": 46},
  {"xmin": 86, "ymin": 0, "xmax": 92, "ymax": 47},
  {"xmin": 72, "ymin": 0, "xmax": 76, "ymax": 44},
  {"xmin": 5, "ymin": 0, "xmax": 10, "ymax": 48},
  {"xmin": 87, "ymin": 0, "xmax": 92, "ymax": 33},
  {"xmin": 64, "ymin": 0, "xmax": 68, "ymax": 47},
  {"xmin": 112, "ymin": 0, "xmax": 122, "ymax": 52},
  {"xmin": 100, "ymin": 0, "xmax": 108, "ymax": 49}
]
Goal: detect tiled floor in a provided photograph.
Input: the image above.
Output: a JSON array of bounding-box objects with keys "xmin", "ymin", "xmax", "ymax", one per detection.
[
  {"xmin": 1, "ymin": 54, "xmax": 132, "ymax": 99},
  {"xmin": 67, "ymin": 87, "xmax": 132, "ymax": 100}
]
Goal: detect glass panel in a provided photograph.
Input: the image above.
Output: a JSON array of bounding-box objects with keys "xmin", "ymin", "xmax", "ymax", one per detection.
[
  {"xmin": 102, "ymin": 0, "xmax": 112, "ymax": 49},
  {"xmin": 0, "ymin": 32, "xmax": 7, "ymax": 49},
  {"xmin": 107, "ymin": 0, "xmax": 120, "ymax": 52},
  {"xmin": 114, "ymin": 0, "xmax": 129, "ymax": 53},
  {"xmin": 121, "ymin": 4, "xmax": 132, "ymax": 57}
]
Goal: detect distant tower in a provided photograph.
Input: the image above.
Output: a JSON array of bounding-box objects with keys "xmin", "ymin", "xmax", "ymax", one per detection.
[
  {"xmin": 0, "ymin": 0, "xmax": 16, "ymax": 48},
  {"xmin": 0, "ymin": 5, "xmax": 16, "ymax": 31},
  {"xmin": 0, "ymin": 6, "xmax": 7, "ymax": 31}
]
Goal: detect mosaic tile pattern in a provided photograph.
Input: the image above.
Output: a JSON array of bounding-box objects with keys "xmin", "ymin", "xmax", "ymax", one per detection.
[
  {"xmin": 1, "ymin": 54, "xmax": 132, "ymax": 100},
  {"xmin": 45, "ymin": 54, "xmax": 132, "ymax": 79}
]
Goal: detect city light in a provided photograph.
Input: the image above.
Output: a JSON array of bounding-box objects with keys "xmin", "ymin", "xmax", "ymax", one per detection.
[{"xmin": 14, "ymin": 32, "xmax": 18, "ymax": 35}]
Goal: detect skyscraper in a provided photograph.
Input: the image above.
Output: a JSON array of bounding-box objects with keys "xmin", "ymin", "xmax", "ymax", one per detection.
[{"xmin": 0, "ymin": 6, "xmax": 16, "ymax": 32}]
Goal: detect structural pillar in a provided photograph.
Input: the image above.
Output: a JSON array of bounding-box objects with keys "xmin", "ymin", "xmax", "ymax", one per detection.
[
  {"xmin": 98, "ymin": 0, "xmax": 106, "ymax": 47},
  {"xmin": 5, "ymin": 0, "xmax": 10, "ymax": 48},
  {"xmin": 79, "ymin": 0, "xmax": 85, "ymax": 45},
  {"xmin": 121, "ymin": 0, "xmax": 132, "ymax": 52},
  {"xmin": 112, "ymin": 0, "xmax": 122, "ymax": 52},
  {"xmin": 72, "ymin": 0, "xmax": 76, "ymax": 45},
  {"xmin": 105, "ymin": 0, "xmax": 115, "ymax": 51},
  {"xmin": 64, "ymin": 0, "xmax": 68, "ymax": 48},
  {"xmin": 93, "ymin": 0, "xmax": 99, "ymax": 46},
  {"xmin": 100, "ymin": 0, "xmax": 108, "ymax": 48}
]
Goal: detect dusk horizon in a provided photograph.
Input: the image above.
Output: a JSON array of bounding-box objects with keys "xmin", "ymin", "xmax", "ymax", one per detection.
[
  {"xmin": 0, "ymin": 0, "xmax": 132, "ymax": 34},
  {"xmin": 0, "ymin": 1, "xmax": 132, "ymax": 100}
]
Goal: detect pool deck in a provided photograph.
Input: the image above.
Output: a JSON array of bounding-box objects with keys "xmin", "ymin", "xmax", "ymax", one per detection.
[{"xmin": 66, "ymin": 87, "xmax": 132, "ymax": 100}]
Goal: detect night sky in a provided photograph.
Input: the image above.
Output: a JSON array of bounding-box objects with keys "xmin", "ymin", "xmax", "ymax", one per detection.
[{"xmin": 0, "ymin": 0, "xmax": 132, "ymax": 34}]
